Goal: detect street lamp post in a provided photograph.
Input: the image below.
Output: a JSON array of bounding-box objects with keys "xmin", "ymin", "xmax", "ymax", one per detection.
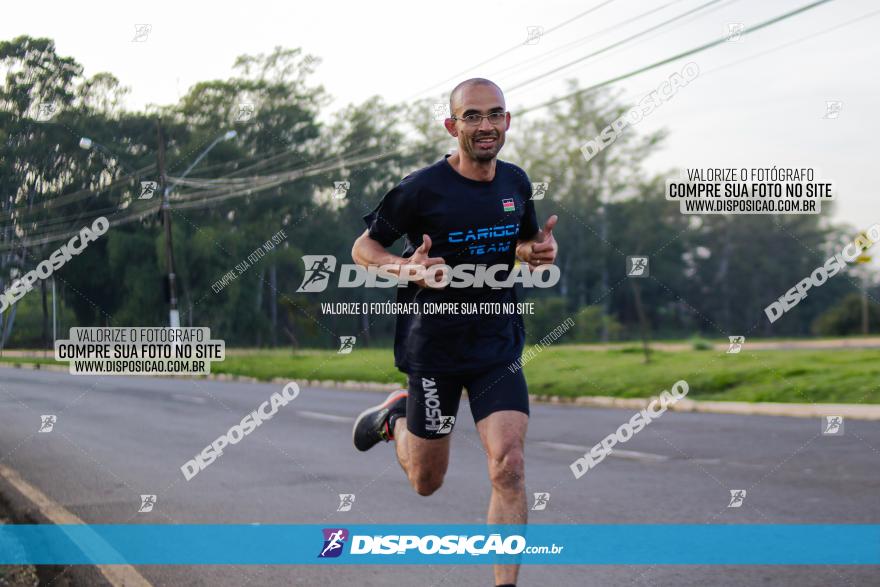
[
  {"xmin": 157, "ymin": 126, "xmax": 236, "ymax": 328},
  {"xmin": 81, "ymin": 129, "xmax": 237, "ymax": 328},
  {"xmin": 78, "ymin": 137, "xmax": 136, "ymax": 175}
]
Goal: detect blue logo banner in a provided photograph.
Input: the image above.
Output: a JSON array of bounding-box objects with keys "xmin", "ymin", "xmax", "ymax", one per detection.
[{"xmin": 1, "ymin": 524, "xmax": 878, "ymax": 565}]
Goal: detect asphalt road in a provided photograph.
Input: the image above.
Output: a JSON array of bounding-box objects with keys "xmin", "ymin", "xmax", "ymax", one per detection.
[{"xmin": 0, "ymin": 367, "xmax": 878, "ymax": 586}]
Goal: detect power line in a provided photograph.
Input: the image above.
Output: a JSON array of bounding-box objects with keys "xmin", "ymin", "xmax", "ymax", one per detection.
[
  {"xmin": 489, "ymin": 0, "xmax": 692, "ymax": 81},
  {"xmin": 0, "ymin": 134, "xmax": 400, "ymax": 242},
  {"xmin": 0, "ymin": 0, "xmax": 844, "ymax": 251},
  {"xmin": 556, "ymin": 5, "xmax": 880, "ymax": 134},
  {"xmin": 171, "ymin": 0, "xmax": 841, "ymax": 214},
  {"xmin": 507, "ymin": 0, "xmax": 727, "ymax": 93},
  {"xmin": 702, "ymin": 6, "xmax": 880, "ymax": 78},
  {"xmin": 1, "ymin": 162, "xmax": 156, "ymax": 213},
  {"xmin": 0, "ymin": 143, "xmax": 406, "ymax": 249},
  {"xmin": 405, "ymin": 0, "xmax": 619, "ymax": 101},
  {"xmin": 517, "ymin": 0, "xmax": 835, "ymax": 116},
  {"xmin": 498, "ymin": 0, "xmax": 741, "ymax": 96}
]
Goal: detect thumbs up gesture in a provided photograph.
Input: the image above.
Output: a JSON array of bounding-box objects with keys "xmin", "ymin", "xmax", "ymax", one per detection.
[
  {"xmin": 517, "ymin": 215, "xmax": 558, "ymax": 269},
  {"xmin": 405, "ymin": 234, "xmax": 447, "ymax": 288}
]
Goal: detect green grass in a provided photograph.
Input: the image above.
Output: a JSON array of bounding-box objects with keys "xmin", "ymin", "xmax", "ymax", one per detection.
[
  {"xmin": 0, "ymin": 355, "xmax": 56, "ymax": 365},
  {"xmin": 523, "ymin": 347, "xmax": 879, "ymax": 403},
  {"xmin": 215, "ymin": 348, "xmax": 403, "ymax": 384},
  {"xmin": 2, "ymin": 345, "xmax": 877, "ymax": 403}
]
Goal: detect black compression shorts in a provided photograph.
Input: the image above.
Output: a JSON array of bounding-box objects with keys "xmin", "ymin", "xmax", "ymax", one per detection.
[{"xmin": 405, "ymin": 363, "xmax": 529, "ymax": 439}]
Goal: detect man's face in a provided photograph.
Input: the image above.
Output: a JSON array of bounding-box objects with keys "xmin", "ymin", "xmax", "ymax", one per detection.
[{"xmin": 447, "ymin": 84, "xmax": 510, "ymax": 162}]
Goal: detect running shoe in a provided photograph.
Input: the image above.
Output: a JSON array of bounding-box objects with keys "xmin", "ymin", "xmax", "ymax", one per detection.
[{"xmin": 352, "ymin": 389, "xmax": 407, "ymax": 452}]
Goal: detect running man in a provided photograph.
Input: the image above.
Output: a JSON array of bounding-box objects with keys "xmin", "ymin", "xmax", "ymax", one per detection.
[{"xmin": 351, "ymin": 78, "xmax": 558, "ymax": 587}]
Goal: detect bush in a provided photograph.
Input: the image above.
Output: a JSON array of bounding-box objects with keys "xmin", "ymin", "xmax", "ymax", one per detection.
[
  {"xmin": 2, "ymin": 286, "xmax": 72, "ymax": 349},
  {"xmin": 524, "ymin": 299, "xmax": 624, "ymax": 344},
  {"xmin": 689, "ymin": 335, "xmax": 714, "ymax": 351},
  {"xmin": 524, "ymin": 297, "xmax": 569, "ymax": 344},
  {"xmin": 812, "ymin": 293, "xmax": 880, "ymax": 335},
  {"xmin": 573, "ymin": 305, "xmax": 623, "ymax": 342}
]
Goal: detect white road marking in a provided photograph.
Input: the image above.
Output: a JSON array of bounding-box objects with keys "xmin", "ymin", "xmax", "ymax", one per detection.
[
  {"xmin": 609, "ymin": 449, "xmax": 670, "ymax": 463},
  {"xmin": 536, "ymin": 441, "xmax": 590, "ymax": 452},
  {"xmin": 538, "ymin": 442, "xmax": 745, "ymax": 467},
  {"xmin": 297, "ymin": 410, "xmax": 353, "ymax": 423},
  {"xmin": 172, "ymin": 394, "xmax": 208, "ymax": 404},
  {"xmin": 536, "ymin": 441, "xmax": 670, "ymax": 463},
  {"xmin": 0, "ymin": 463, "xmax": 153, "ymax": 587}
]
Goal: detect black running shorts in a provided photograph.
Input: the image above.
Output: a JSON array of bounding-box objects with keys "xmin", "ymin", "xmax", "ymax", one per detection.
[{"xmin": 405, "ymin": 363, "xmax": 529, "ymax": 439}]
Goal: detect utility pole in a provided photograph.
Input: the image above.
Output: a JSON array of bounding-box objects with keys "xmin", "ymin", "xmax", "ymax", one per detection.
[
  {"xmin": 854, "ymin": 230, "xmax": 872, "ymax": 336},
  {"xmin": 630, "ymin": 279, "xmax": 651, "ymax": 364},
  {"xmin": 157, "ymin": 119, "xmax": 180, "ymax": 328}
]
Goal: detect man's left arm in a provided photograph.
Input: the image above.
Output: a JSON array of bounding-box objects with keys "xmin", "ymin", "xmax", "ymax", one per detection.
[{"xmin": 515, "ymin": 214, "xmax": 558, "ymax": 269}]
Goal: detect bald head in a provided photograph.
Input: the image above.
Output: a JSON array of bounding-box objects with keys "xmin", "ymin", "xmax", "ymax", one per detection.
[
  {"xmin": 449, "ymin": 78, "xmax": 505, "ymax": 117},
  {"xmin": 445, "ymin": 78, "xmax": 509, "ymax": 163}
]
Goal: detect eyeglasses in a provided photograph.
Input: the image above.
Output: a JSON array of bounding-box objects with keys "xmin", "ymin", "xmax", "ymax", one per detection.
[{"xmin": 451, "ymin": 111, "xmax": 508, "ymax": 126}]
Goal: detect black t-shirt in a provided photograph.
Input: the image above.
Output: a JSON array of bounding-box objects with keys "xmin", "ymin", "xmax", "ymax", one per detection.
[{"xmin": 363, "ymin": 155, "xmax": 539, "ymax": 375}]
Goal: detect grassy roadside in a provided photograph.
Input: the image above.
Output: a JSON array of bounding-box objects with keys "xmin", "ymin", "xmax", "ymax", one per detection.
[
  {"xmin": 214, "ymin": 347, "xmax": 879, "ymax": 403},
  {"xmin": 0, "ymin": 357, "xmax": 56, "ymax": 366},
  {"xmin": 2, "ymin": 346, "xmax": 877, "ymax": 403}
]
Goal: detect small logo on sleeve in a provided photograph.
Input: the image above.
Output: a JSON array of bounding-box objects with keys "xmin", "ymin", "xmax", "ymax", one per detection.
[{"xmin": 502, "ymin": 198, "xmax": 515, "ymax": 212}]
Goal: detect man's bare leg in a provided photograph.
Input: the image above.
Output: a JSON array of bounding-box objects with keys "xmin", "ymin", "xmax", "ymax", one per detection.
[
  {"xmin": 393, "ymin": 418, "xmax": 451, "ymax": 496},
  {"xmin": 477, "ymin": 410, "xmax": 528, "ymax": 586}
]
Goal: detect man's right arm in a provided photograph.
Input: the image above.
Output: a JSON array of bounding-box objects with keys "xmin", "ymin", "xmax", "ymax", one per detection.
[
  {"xmin": 351, "ymin": 229, "xmax": 407, "ymax": 272},
  {"xmin": 351, "ymin": 231, "xmax": 445, "ymax": 286}
]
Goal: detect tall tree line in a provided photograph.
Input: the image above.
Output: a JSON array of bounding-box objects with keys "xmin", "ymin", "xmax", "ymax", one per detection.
[{"xmin": 1, "ymin": 36, "xmax": 875, "ymax": 348}]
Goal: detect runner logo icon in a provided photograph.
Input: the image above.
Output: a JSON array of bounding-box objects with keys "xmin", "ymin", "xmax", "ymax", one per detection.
[
  {"xmin": 822, "ymin": 416, "xmax": 844, "ymax": 435},
  {"xmin": 138, "ymin": 494, "xmax": 156, "ymax": 513},
  {"xmin": 338, "ymin": 336, "xmax": 356, "ymax": 354},
  {"xmin": 337, "ymin": 494, "xmax": 355, "ymax": 512},
  {"xmin": 139, "ymin": 181, "xmax": 157, "ymax": 200},
  {"xmin": 530, "ymin": 181, "xmax": 549, "ymax": 200},
  {"xmin": 38, "ymin": 415, "xmax": 57, "ymax": 433},
  {"xmin": 627, "ymin": 256, "xmax": 649, "ymax": 277},
  {"xmin": 727, "ymin": 336, "xmax": 745, "ymax": 354},
  {"xmin": 728, "ymin": 489, "xmax": 746, "ymax": 508},
  {"xmin": 531, "ymin": 492, "xmax": 550, "ymax": 511},
  {"xmin": 319, "ymin": 528, "xmax": 349, "ymax": 558},
  {"xmin": 297, "ymin": 255, "xmax": 337, "ymax": 292},
  {"xmin": 436, "ymin": 416, "xmax": 455, "ymax": 435},
  {"xmin": 333, "ymin": 181, "xmax": 350, "ymax": 199}
]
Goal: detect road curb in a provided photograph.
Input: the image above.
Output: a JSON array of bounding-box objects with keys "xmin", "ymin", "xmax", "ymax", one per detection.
[
  {"xmin": 3, "ymin": 361, "xmax": 878, "ymax": 420},
  {"xmin": 533, "ymin": 394, "xmax": 880, "ymax": 420},
  {"xmin": 0, "ymin": 464, "xmax": 151, "ymax": 587},
  {"xmin": 0, "ymin": 362, "xmax": 403, "ymax": 392}
]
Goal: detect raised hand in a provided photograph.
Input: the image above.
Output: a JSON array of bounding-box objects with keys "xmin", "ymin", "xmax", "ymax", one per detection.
[
  {"xmin": 405, "ymin": 234, "xmax": 447, "ymax": 288},
  {"xmin": 519, "ymin": 215, "xmax": 558, "ymax": 269}
]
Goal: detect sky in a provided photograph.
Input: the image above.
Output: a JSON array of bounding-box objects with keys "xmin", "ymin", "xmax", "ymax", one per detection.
[{"xmin": 5, "ymin": 0, "xmax": 880, "ymax": 242}]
